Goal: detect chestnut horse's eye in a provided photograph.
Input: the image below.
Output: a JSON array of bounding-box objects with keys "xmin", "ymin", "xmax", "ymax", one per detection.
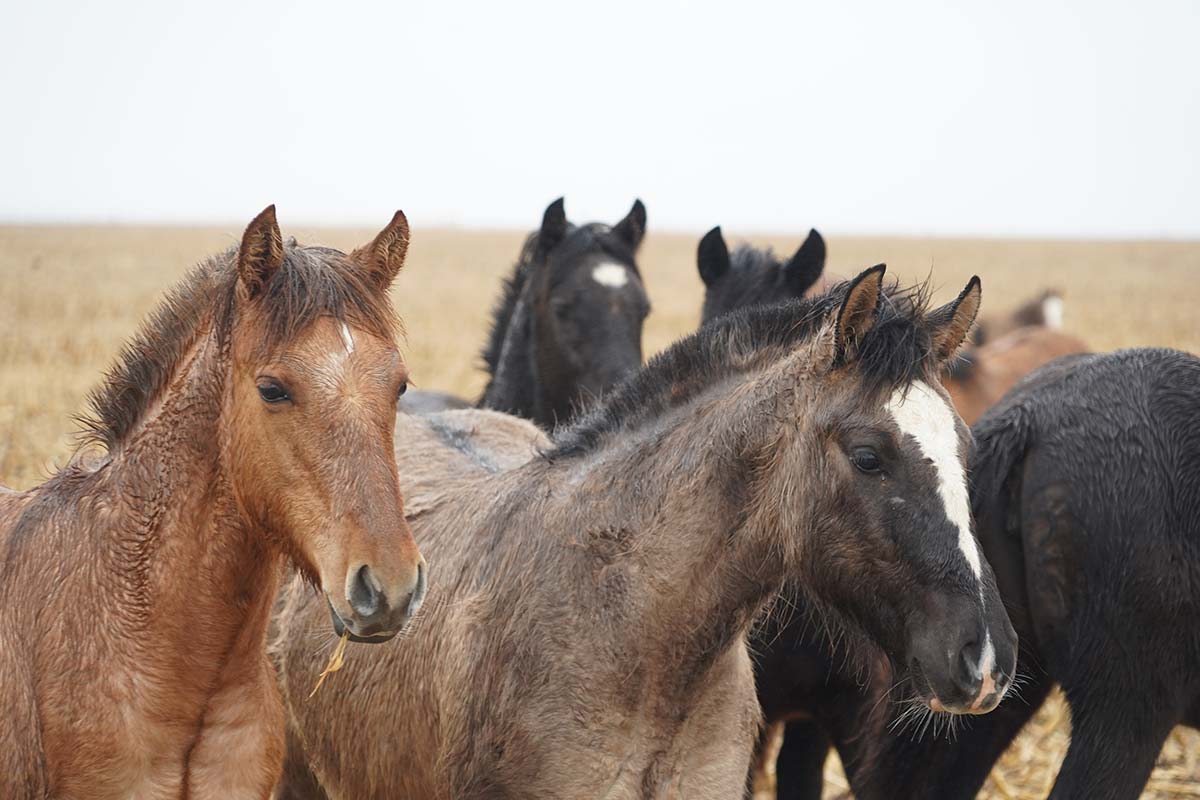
[
  {"xmin": 257, "ymin": 380, "xmax": 291, "ymax": 404},
  {"xmin": 398, "ymin": 381, "xmax": 408, "ymax": 398},
  {"xmin": 851, "ymin": 447, "xmax": 882, "ymax": 474}
]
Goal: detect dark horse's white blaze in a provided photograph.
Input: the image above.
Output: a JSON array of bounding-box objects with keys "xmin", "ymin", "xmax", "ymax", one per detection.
[{"xmin": 886, "ymin": 380, "xmax": 1001, "ymax": 706}]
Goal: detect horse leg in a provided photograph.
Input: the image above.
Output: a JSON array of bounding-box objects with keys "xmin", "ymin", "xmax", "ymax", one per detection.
[
  {"xmin": 1047, "ymin": 695, "xmax": 1177, "ymax": 800},
  {"xmin": 773, "ymin": 720, "xmax": 830, "ymax": 800}
]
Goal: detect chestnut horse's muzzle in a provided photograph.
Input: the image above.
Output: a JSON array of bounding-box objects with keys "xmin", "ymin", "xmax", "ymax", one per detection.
[{"xmin": 327, "ymin": 557, "xmax": 427, "ymax": 644}]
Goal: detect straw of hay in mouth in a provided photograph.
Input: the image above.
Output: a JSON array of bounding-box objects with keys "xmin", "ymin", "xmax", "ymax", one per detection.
[{"xmin": 309, "ymin": 631, "xmax": 350, "ymax": 699}]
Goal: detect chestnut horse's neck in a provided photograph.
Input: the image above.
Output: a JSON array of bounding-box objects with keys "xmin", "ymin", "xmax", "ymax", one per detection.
[{"xmin": 93, "ymin": 318, "xmax": 278, "ymax": 686}]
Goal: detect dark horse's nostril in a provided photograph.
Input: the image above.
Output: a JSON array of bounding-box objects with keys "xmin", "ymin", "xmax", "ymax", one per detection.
[
  {"xmin": 349, "ymin": 564, "xmax": 386, "ymax": 618},
  {"xmin": 955, "ymin": 638, "xmax": 984, "ymax": 691}
]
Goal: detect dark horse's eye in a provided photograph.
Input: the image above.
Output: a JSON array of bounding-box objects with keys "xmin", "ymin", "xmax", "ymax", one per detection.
[
  {"xmin": 257, "ymin": 380, "xmax": 291, "ymax": 404},
  {"xmin": 851, "ymin": 447, "xmax": 882, "ymax": 474},
  {"xmin": 398, "ymin": 381, "xmax": 408, "ymax": 398}
]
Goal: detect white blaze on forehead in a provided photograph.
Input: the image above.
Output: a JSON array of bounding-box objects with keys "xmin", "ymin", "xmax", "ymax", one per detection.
[
  {"xmin": 1042, "ymin": 295, "xmax": 1064, "ymax": 329},
  {"xmin": 339, "ymin": 322, "xmax": 355, "ymax": 355},
  {"xmin": 591, "ymin": 262, "xmax": 630, "ymax": 289},
  {"xmin": 885, "ymin": 380, "xmax": 981, "ymax": 579}
]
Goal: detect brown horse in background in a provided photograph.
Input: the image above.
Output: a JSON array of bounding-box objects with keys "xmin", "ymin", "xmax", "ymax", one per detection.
[
  {"xmin": 273, "ymin": 268, "xmax": 1017, "ymax": 799},
  {"xmin": 0, "ymin": 207, "xmax": 425, "ymax": 799},
  {"xmin": 942, "ymin": 324, "xmax": 1088, "ymax": 424}
]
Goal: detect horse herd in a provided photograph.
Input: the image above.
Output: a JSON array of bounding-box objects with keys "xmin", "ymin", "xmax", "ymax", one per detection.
[{"xmin": 0, "ymin": 201, "xmax": 1196, "ymax": 800}]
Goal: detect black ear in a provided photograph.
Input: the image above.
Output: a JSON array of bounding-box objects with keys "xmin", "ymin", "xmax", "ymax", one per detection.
[
  {"xmin": 237, "ymin": 205, "xmax": 284, "ymax": 299},
  {"xmin": 783, "ymin": 228, "xmax": 826, "ymax": 297},
  {"xmin": 353, "ymin": 210, "xmax": 410, "ymax": 289},
  {"xmin": 539, "ymin": 197, "xmax": 569, "ymax": 251},
  {"xmin": 927, "ymin": 276, "xmax": 983, "ymax": 362},
  {"xmin": 613, "ymin": 199, "xmax": 647, "ymax": 250},
  {"xmin": 697, "ymin": 226, "xmax": 730, "ymax": 287},
  {"xmin": 833, "ymin": 264, "xmax": 885, "ymax": 358}
]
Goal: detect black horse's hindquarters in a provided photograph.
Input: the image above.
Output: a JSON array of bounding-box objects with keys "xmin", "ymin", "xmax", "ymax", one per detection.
[{"xmin": 758, "ymin": 348, "xmax": 1200, "ymax": 800}]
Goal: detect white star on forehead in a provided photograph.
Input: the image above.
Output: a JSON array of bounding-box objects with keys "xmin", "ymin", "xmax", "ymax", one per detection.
[{"xmin": 591, "ymin": 262, "xmax": 630, "ymax": 289}]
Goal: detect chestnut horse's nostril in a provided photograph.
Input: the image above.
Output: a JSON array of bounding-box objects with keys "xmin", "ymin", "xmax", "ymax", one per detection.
[
  {"xmin": 349, "ymin": 564, "xmax": 386, "ymax": 619},
  {"xmin": 406, "ymin": 558, "xmax": 428, "ymax": 617}
]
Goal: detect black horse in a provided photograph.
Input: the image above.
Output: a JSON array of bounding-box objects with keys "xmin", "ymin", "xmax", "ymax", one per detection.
[
  {"xmin": 696, "ymin": 225, "xmax": 828, "ymax": 324},
  {"xmin": 402, "ymin": 198, "xmax": 650, "ymax": 428},
  {"xmin": 761, "ymin": 348, "xmax": 1200, "ymax": 800}
]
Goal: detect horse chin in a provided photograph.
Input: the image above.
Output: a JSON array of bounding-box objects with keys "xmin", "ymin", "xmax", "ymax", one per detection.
[{"xmin": 326, "ymin": 599, "xmax": 400, "ymax": 645}]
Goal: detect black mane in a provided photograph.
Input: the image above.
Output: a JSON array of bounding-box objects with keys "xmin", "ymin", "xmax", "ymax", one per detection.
[
  {"xmin": 551, "ymin": 279, "xmax": 934, "ymax": 458},
  {"xmin": 700, "ymin": 245, "xmax": 791, "ymax": 322},
  {"xmin": 480, "ymin": 231, "xmax": 543, "ymax": 378}
]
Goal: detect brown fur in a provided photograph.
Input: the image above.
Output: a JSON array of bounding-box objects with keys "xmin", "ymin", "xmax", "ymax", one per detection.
[
  {"xmin": 0, "ymin": 208, "xmax": 422, "ymax": 799},
  {"xmin": 271, "ymin": 272, "xmax": 998, "ymax": 800},
  {"xmin": 943, "ymin": 326, "xmax": 1089, "ymax": 424}
]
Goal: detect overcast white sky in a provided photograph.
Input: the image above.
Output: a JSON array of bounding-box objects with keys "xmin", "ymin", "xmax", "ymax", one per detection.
[{"xmin": 3, "ymin": 0, "xmax": 1198, "ymax": 236}]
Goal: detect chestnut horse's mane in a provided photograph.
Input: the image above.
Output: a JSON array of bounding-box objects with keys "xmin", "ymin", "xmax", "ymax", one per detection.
[
  {"xmin": 549, "ymin": 278, "xmax": 934, "ymax": 459},
  {"xmin": 76, "ymin": 242, "xmax": 397, "ymax": 453}
]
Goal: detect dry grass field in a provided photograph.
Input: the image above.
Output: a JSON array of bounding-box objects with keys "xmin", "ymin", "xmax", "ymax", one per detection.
[{"xmin": 1, "ymin": 224, "xmax": 1198, "ymax": 798}]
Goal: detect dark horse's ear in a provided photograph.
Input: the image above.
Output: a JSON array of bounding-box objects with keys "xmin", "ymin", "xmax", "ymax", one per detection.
[
  {"xmin": 354, "ymin": 210, "xmax": 410, "ymax": 288},
  {"xmin": 613, "ymin": 199, "xmax": 647, "ymax": 250},
  {"xmin": 927, "ymin": 276, "xmax": 983, "ymax": 363},
  {"xmin": 834, "ymin": 264, "xmax": 885, "ymax": 358},
  {"xmin": 539, "ymin": 197, "xmax": 569, "ymax": 251},
  {"xmin": 697, "ymin": 226, "xmax": 730, "ymax": 287},
  {"xmin": 783, "ymin": 228, "xmax": 826, "ymax": 297},
  {"xmin": 238, "ymin": 205, "xmax": 284, "ymax": 299}
]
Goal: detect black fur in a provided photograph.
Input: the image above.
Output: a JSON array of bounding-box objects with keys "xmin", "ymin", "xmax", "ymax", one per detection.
[
  {"xmin": 698, "ymin": 227, "xmax": 827, "ymax": 324},
  {"xmin": 479, "ymin": 199, "xmax": 650, "ymax": 429}
]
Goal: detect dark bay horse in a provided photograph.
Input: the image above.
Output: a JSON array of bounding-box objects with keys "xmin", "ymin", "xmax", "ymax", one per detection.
[
  {"xmin": 0, "ymin": 207, "xmax": 425, "ymax": 798},
  {"xmin": 697, "ymin": 226, "xmax": 832, "ymax": 323},
  {"xmin": 403, "ymin": 198, "xmax": 651, "ymax": 427},
  {"xmin": 812, "ymin": 348, "xmax": 1200, "ymax": 800},
  {"xmin": 272, "ymin": 267, "xmax": 1016, "ymax": 799}
]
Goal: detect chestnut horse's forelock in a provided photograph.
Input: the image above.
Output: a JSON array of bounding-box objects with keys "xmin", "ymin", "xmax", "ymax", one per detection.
[{"xmin": 76, "ymin": 243, "xmax": 397, "ymax": 453}]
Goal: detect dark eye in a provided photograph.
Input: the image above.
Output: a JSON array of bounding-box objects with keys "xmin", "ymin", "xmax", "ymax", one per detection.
[
  {"xmin": 851, "ymin": 447, "xmax": 882, "ymax": 474},
  {"xmin": 257, "ymin": 380, "xmax": 291, "ymax": 404},
  {"xmin": 398, "ymin": 381, "xmax": 408, "ymax": 398}
]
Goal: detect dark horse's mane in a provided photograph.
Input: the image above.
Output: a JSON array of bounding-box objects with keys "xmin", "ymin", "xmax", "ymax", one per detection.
[
  {"xmin": 77, "ymin": 242, "xmax": 396, "ymax": 453},
  {"xmin": 551, "ymin": 278, "xmax": 935, "ymax": 459},
  {"xmin": 480, "ymin": 230, "xmax": 544, "ymax": 378}
]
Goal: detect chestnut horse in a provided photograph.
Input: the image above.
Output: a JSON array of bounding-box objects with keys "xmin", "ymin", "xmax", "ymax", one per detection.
[
  {"xmin": 0, "ymin": 207, "xmax": 425, "ymax": 799},
  {"xmin": 942, "ymin": 323, "xmax": 1088, "ymax": 424},
  {"xmin": 273, "ymin": 267, "xmax": 1016, "ymax": 799}
]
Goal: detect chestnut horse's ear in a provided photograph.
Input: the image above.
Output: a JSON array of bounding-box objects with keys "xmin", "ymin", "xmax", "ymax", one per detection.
[
  {"xmin": 539, "ymin": 197, "xmax": 569, "ymax": 251},
  {"xmin": 834, "ymin": 264, "xmax": 886, "ymax": 358},
  {"xmin": 697, "ymin": 226, "xmax": 730, "ymax": 287},
  {"xmin": 783, "ymin": 228, "xmax": 826, "ymax": 296},
  {"xmin": 354, "ymin": 210, "xmax": 410, "ymax": 288},
  {"xmin": 927, "ymin": 276, "xmax": 983, "ymax": 362},
  {"xmin": 238, "ymin": 205, "xmax": 284, "ymax": 299},
  {"xmin": 613, "ymin": 199, "xmax": 647, "ymax": 251}
]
